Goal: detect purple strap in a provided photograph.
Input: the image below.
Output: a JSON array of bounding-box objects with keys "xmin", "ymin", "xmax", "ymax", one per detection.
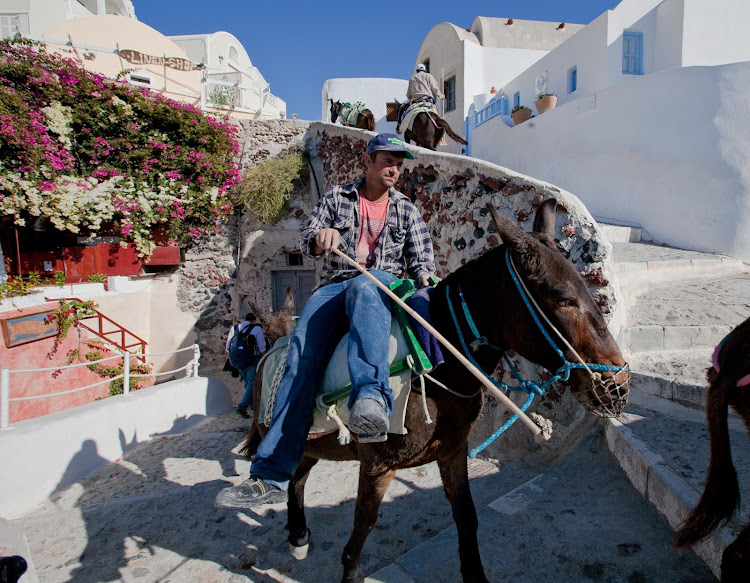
[{"xmin": 406, "ymin": 287, "xmax": 444, "ymax": 368}]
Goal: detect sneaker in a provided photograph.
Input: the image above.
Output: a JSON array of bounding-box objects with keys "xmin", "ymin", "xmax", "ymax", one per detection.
[
  {"xmin": 235, "ymin": 408, "xmax": 250, "ymax": 419},
  {"xmin": 214, "ymin": 478, "xmax": 286, "ymax": 509},
  {"xmin": 348, "ymin": 397, "xmax": 389, "ymax": 443}
]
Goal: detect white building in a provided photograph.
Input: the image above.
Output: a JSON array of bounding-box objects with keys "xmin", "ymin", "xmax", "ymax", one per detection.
[
  {"xmin": 413, "ymin": 18, "xmax": 584, "ymax": 155},
  {"xmin": 322, "ymin": 78, "xmax": 409, "ymax": 134},
  {"xmin": 466, "ymin": 0, "xmax": 750, "ymax": 262},
  {"xmin": 2, "ymin": 0, "xmax": 285, "ymax": 119},
  {"xmin": 171, "ymin": 32, "xmax": 286, "ymax": 120},
  {"xmin": 0, "ymin": 0, "xmax": 135, "ymax": 37}
]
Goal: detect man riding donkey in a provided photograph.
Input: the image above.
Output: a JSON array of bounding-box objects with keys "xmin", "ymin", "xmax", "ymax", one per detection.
[
  {"xmin": 407, "ymin": 63, "xmax": 443, "ymax": 107},
  {"xmin": 398, "ymin": 63, "xmax": 443, "ymax": 135},
  {"xmin": 215, "ymin": 133, "xmax": 436, "ymax": 507}
]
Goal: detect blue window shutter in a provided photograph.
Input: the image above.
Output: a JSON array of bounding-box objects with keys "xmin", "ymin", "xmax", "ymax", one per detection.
[
  {"xmin": 513, "ymin": 91, "xmax": 520, "ymax": 108},
  {"xmin": 568, "ymin": 66, "xmax": 577, "ymax": 94},
  {"xmin": 623, "ymin": 32, "xmax": 643, "ymax": 75}
]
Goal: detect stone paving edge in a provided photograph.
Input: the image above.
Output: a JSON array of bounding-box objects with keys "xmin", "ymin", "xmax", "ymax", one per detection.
[{"xmin": 603, "ymin": 417, "xmax": 734, "ymax": 579}]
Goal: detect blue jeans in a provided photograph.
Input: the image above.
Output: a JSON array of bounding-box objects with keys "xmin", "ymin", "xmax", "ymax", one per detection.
[
  {"xmin": 237, "ymin": 359, "xmax": 259, "ymax": 412},
  {"xmin": 250, "ymin": 270, "xmax": 397, "ymax": 484}
]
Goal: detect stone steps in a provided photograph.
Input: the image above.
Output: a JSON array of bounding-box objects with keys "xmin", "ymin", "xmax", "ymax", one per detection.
[
  {"xmin": 597, "ymin": 222, "xmax": 647, "ymax": 243},
  {"xmin": 599, "ymin": 223, "xmax": 750, "ymax": 578},
  {"xmin": 599, "ymin": 224, "xmax": 750, "ymax": 411},
  {"xmin": 627, "ymin": 349, "xmax": 711, "ymax": 409}
]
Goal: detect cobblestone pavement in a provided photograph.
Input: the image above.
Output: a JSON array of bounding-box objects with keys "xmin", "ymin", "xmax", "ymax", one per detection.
[{"xmin": 13, "ymin": 367, "xmax": 713, "ymax": 583}]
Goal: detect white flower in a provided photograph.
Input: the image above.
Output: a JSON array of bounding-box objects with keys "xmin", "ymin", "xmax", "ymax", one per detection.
[{"xmin": 42, "ymin": 101, "xmax": 74, "ymax": 149}]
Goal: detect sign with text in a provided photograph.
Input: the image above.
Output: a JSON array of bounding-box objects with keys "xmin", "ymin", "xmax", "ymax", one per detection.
[
  {"xmin": 118, "ymin": 49, "xmax": 202, "ymax": 71},
  {"xmin": 2, "ymin": 310, "xmax": 57, "ymax": 348}
]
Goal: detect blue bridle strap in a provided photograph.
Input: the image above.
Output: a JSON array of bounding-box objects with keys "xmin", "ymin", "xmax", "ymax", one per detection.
[{"xmin": 446, "ymin": 249, "xmax": 626, "ymax": 458}]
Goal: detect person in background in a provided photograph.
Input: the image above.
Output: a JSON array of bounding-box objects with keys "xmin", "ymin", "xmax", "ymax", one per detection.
[
  {"xmin": 214, "ymin": 133, "xmax": 436, "ymax": 508},
  {"xmin": 226, "ymin": 313, "xmax": 266, "ymax": 418},
  {"xmin": 406, "ymin": 63, "xmax": 444, "ymax": 106}
]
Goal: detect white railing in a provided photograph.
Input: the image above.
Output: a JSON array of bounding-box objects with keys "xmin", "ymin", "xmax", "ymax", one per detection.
[{"xmin": 0, "ymin": 344, "xmax": 201, "ymax": 429}]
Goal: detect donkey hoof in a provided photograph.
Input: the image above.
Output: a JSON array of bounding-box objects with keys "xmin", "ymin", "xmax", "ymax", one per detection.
[
  {"xmin": 341, "ymin": 567, "xmax": 364, "ymax": 583},
  {"xmin": 288, "ymin": 528, "xmax": 311, "ymax": 560}
]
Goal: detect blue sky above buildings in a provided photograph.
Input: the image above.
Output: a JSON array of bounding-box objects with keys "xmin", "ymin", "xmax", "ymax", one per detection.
[{"xmin": 137, "ymin": 0, "xmax": 621, "ymax": 122}]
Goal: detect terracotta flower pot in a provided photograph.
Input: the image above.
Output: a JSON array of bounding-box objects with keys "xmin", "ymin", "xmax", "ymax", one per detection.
[
  {"xmin": 511, "ymin": 108, "xmax": 532, "ymax": 126},
  {"xmin": 534, "ymin": 95, "xmax": 558, "ymax": 114}
]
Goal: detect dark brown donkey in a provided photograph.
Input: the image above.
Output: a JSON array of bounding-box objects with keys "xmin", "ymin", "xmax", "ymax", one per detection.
[
  {"xmin": 329, "ymin": 100, "xmax": 375, "ymax": 131},
  {"xmin": 242, "ymin": 199, "xmax": 629, "ymax": 583},
  {"xmin": 397, "ymin": 100, "xmax": 468, "ymax": 151},
  {"xmin": 675, "ymin": 315, "xmax": 750, "ymax": 582}
]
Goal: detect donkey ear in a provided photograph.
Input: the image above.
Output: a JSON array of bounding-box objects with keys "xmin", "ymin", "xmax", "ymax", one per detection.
[
  {"xmin": 488, "ymin": 203, "xmax": 527, "ymax": 250},
  {"xmin": 532, "ymin": 198, "xmax": 558, "ymax": 239},
  {"xmin": 282, "ymin": 286, "xmax": 295, "ymax": 315}
]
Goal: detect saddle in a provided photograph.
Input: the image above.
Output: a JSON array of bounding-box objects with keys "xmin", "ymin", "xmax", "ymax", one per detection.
[
  {"xmin": 397, "ymin": 102, "xmax": 438, "ymax": 134},
  {"xmin": 257, "ymin": 280, "xmax": 434, "ymax": 444},
  {"xmin": 337, "ymin": 101, "xmax": 367, "ymax": 126}
]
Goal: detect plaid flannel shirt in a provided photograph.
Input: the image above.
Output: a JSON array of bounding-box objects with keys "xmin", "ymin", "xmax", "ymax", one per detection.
[{"xmin": 300, "ymin": 178, "xmax": 435, "ymax": 289}]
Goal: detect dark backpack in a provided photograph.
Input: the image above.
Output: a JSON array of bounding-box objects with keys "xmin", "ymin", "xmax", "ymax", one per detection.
[{"xmin": 228, "ymin": 324, "xmax": 260, "ymax": 369}]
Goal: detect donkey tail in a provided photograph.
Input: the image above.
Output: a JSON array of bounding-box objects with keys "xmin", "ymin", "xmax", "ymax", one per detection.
[
  {"xmin": 674, "ymin": 371, "xmax": 740, "ymax": 547},
  {"xmin": 363, "ymin": 109, "xmax": 375, "ymax": 131},
  {"xmin": 435, "ymin": 116, "xmax": 468, "ymax": 145},
  {"xmin": 239, "ymin": 421, "xmax": 263, "ymax": 460}
]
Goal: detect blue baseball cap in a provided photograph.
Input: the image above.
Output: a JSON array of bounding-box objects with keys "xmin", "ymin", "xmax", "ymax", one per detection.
[{"xmin": 366, "ymin": 133, "xmax": 415, "ymax": 160}]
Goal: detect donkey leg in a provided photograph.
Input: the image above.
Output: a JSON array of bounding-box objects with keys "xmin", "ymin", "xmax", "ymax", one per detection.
[
  {"xmin": 437, "ymin": 447, "xmax": 489, "ymax": 583},
  {"xmin": 721, "ymin": 522, "xmax": 750, "ymax": 582},
  {"xmin": 287, "ymin": 455, "xmax": 319, "ymax": 560},
  {"xmin": 341, "ymin": 466, "xmax": 396, "ymax": 583}
]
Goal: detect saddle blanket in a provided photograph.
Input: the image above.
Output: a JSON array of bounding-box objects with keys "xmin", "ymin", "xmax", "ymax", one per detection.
[
  {"xmin": 339, "ymin": 102, "xmax": 366, "ymax": 126},
  {"xmin": 397, "ymin": 102, "xmax": 437, "ymax": 134},
  {"xmin": 258, "ymin": 317, "xmax": 416, "ymax": 438},
  {"xmin": 257, "ymin": 283, "xmax": 445, "ymax": 442}
]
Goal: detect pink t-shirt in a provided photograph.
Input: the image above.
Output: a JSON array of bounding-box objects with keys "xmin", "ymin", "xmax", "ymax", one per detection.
[{"xmin": 357, "ymin": 194, "xmax": 388, "ymax": 268}]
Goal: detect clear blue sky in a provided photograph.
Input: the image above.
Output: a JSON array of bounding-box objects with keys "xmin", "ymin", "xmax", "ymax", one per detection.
[{"xmin": 136, "ymin": 1, "xmax": 621, "ymax": 122}]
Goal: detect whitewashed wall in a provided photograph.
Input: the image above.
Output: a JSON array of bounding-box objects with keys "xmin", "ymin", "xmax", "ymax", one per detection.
[
  {"xmin": 682, "ymin": 0, "xmax": 750, "ymax": 66},
  {"xmin": 5, "ymin": 0, "xmax": 136, "ymax": 37},
  {"xmin": 321, "ymin": 77, "xmax": 408, "ymax": 134},
  {"xmin": 490, "ymin": 0, "xmax": 750, "ymax": 116},
  {"xmin": 471, "ymin": 61, "xmax": 750, "ymax": 262}
]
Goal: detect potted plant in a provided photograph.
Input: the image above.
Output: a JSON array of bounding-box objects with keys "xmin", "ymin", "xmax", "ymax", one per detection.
[
  {"xmin": 511, "ymin": 105, "xmax": 532, "ymax": 126},
  {"xmin": 534, "ymin": 92, "xmax": 558, "ymax": 114}
]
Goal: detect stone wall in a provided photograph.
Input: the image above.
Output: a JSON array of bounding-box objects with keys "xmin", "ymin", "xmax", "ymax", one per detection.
[{"xmin": 178, "ymin": 120, "xmax": 312, "ymax": 370}]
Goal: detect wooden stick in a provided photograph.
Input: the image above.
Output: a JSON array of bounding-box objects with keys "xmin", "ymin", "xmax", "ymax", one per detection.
[{"xmin": 331, "ymin": 248, "xmax": 541, "ymax": 436}]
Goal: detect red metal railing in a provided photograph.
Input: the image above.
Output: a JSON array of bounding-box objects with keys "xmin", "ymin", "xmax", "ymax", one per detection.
[{"xmin": 58, "ymin": 299, "xmax": 148, "ymax": 363}]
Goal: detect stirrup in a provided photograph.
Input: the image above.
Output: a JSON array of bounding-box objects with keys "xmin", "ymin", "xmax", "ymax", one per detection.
[{"xmin": 355, "ymin": 431, "xmax": 387, "ymax": 443}]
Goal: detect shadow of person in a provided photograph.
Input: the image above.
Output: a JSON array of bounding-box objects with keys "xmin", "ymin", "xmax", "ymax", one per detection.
[
  {"xmin": 41, "ymin": 417, "xmax": 256, "ymax": 582},
  {"xmin": 51, "ymin": 439, "xmax": 110, "ymax": 494},
  {"xmin": 152, "ymin": 414, "xmax": 239, "ymax": 479}
]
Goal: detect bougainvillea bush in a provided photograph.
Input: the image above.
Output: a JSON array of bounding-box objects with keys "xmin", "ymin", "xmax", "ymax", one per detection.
[{"xmin": 0, "ymin": 39, "xmax": 241, "ymax": 256}]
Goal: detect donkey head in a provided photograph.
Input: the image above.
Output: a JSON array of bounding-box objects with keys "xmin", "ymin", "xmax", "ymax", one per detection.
[
  {"xmin": 329, "ymin": 100, "xmax": 341, "ymax": 123},
  {"xmin": 265, "ymin": 287, "xmax": 296, "ymax": 348},
  {"xmin": 488, "ymin": 199, "xmax": 629, "ymax": 416}
]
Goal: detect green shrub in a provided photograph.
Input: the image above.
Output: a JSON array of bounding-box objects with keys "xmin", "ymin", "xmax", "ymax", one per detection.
[
  {"xmin": 87, "ymin": 273, "xmax": 106, "ymax": 283},
  {"xmin": 233, "ymin": 152, "xmax": 308, "ymax": 223},
  {"xmin": 0, "ymin": 273, "xmax": 42, "ymax": 299}
]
